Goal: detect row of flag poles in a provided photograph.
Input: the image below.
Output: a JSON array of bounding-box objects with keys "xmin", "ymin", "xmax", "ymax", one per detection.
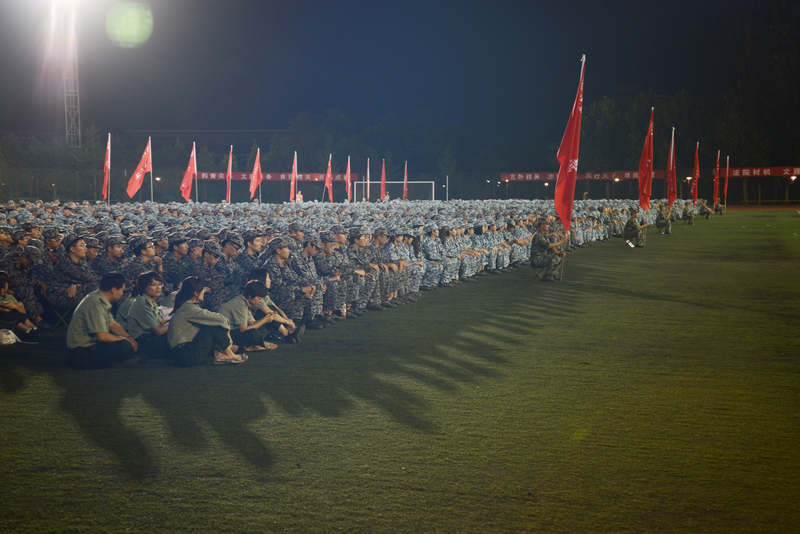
[
  {"xmin": 104, "ymin": 138, "xmax": 410, "ymax": 205},
  {"xmin": 101, "ymin": 56, "xmax": 731, "ymax": 216}
]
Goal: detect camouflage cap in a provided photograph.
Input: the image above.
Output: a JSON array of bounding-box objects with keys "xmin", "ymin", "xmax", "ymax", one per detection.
[
  {"xmin": 84, "ymin": 237, "xmax": 101, "ymax": 249},
  {"xmin": 319, "ymin": 231, "xmax": 337, "ymax": 243},
  {"xmin": 303, "ymin": 234, "xmax": 321, "ymax": 247},
  {"xmin": 222, "ymin": 232, "xmax": 244, "ymax": 248},
  {"xmin": 268, "ymin": 237, "xmax": 289, "ymax": 253},
  {"xmin": 187, "ymin": 238, "xmax": 203, "ymax": 250},
  {"xmin": 21, "ymin": 221, "xmax": 40, "ymax": 232},
  {"xmin": 104, "ymin": 235, "xmax": 125, "ymax": 248},
  {"xmin": 288, "ymin": 222, "xmax": 304, "ymax": 232},
  {"xmin": 203, "ymin": 241, "xmax": 224, "ymax": 258},
  {"xmin": 127, "ymin": 235, "xmax": 152, "ymax": 253},
  {"xmin": 22, "ymin": 245, "xmax": 43, "ymax": 265},
  {"xmin": 62, "ymin": 233, "xmax": 87, "ymax": 252},
  {"xmin": 11, "ymin": 229, "xmax": 28, "ymax": 242},
  {"xmin": 241, "ymin": 229, "xmax": 262, "ymax": 245}
]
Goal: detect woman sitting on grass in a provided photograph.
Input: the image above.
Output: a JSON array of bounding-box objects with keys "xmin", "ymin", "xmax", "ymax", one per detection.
[
  {"xmin": 167, "ymin": 276, "xmax": 246, "ymax": 367},
  {"xmin": 125, "ymin": 271, "xmax": 171, "ymax": 359}
]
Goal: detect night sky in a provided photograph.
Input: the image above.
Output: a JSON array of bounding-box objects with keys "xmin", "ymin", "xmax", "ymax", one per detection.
[{"xmin": 0, "ymin": 0, "xmax": 761, "ymax": 144}]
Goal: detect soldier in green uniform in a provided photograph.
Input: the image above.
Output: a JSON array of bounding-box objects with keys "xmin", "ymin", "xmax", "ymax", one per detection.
[{"xmin": 66, "ymin": 272, "xmax": 140, "ymax": 370}]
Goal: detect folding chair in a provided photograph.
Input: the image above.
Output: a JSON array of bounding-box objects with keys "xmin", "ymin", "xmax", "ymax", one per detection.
[{"xmin": 51, "ymin": 306, "xmax": 73, "ymax": 328}]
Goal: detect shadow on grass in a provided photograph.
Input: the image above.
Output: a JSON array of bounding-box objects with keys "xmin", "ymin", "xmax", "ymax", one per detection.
[{"xmin": 0, "ymin": 265, "xmax": 586, "ymax": 480}]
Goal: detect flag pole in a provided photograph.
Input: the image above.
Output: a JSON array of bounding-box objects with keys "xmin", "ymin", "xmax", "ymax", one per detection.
[{"xmin": 259, "ymin": 183, "xmax": 262, "ymax": 205}]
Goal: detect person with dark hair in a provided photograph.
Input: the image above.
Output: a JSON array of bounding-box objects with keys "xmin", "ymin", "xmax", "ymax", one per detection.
[
  {"xmin": 530, "ymin": 218, "xmax": 567, "ymax": 281},
  {"xmin": 290, "ymin": 234, "xmax": 328, "ymax": 329},
  {"xmin": 263, "ymin": 237, "xmax": 317, "ymax": 326},
  {"xmin": 123, "ymin": 235, "xmax": 164, "ymax": 301},
  {"xmin": 233, "ymin": 230, "xmax": 263, "ymax": 290},
  {"xmin": 91, "ymin": 235, "xmax": 125, "ymax": 277},
  {"xmin": 126, "ymin": 271, "xmax": 170, "ymax": 358},
  {"xmin": 246, "ymin": 268, "xmax": 304, "ymax": 342},
  {"xmin": 346, "ymin": 227, "xmax": 380, "ymax": 313},
  {"xmin": 218, "ymin": 280, "xmax": 279, "ymax": 351},
  {"xmin": 161, "ymin": 233, "xmax": 189, "ymax": 291},
  {"xmin": 0, "ymin": 246, "xmax": 50, "ymax": 329},
  {"xmin": 66, "ymin": 272, "xmax": 140, "ymax": 370},
  {"xmin": 167, "ymin": 276, "xmax": 246, "ymax": 366},
  {"xmin": 49, "ymin": 234, "xmax": 102, "ymax": 310},
  {"xmin": 623, "ymin": 208, "xmax": 648, "ymax": 247},
  {"xmin": 0, "ymin": 270, "xmax": 38, "ymax": 336}
]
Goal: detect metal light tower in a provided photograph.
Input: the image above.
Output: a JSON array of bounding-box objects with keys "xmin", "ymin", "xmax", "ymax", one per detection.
[{"xmin": 62, "ymin": 2, "xmax": 81, "ymax": 147}]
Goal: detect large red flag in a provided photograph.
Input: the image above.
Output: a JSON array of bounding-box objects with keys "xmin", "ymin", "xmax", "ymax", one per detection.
[
  {"xmin": 366, "ymin": 158, "xmax": 370, "ymax": 202},
  {"xmin": 325, "ymin": 154, "xmax": 333, "ymax": 203},
  {"xmin": 290, "ymin": 151, "xmax": 297, "ymax": 202},
  {"xmin": 667, "ymin": 129, "xmax": 677, "ymax": 207},
  {"xmin": 345, "ymin": 156, "xmax": 351, "ymax": 201},
  {"xmin": 126, "ymin": 138, "xmax": 152, "ymax": 198},
  {"xmin": 554, "ymin": 55, "xmax": 586, "ymax": 232},
  {"xmin": 690, "ymin": 141, "xmax": 699, "ymax": 206},
  {"xmin": 403, "ymin": 161, "xmax": 408, "ymax": 200},
  {"xmin": 102, "ymin": 133, "xmax": 110, "ymax": 201},
  {"xmin": 713, "ymin": 150, "xmax": 720, "ymax": 205},
  {"xmin": 180, "ymin": 142, "xmax": 197, "ymax": 202},
  {"xmin": 638, "ymin": 108, "xmax": 654, "ymax": 212},
  {"xmin": 249, "ymin": 148, "xmax": 261, "ymax": 200},
  {"xmin": 380, "ymin": 159, "xmax": 387, "ymax": 200},
  {"xmin": 724, "ymin": 155, "xmax": 729, "ymax": 204},
  {"xmin": 225, "ymin": 145, "xmax": 233, "ymax": 203}
]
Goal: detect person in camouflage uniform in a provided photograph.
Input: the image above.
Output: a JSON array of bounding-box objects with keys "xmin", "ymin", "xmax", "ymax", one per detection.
[
  {"xmin": 346, "ymin": 227, "xmax": 381, "ymax": 312},
  {"xmin": 122, "ymin": 236, "xmax": 164, "ymax": 304},
  {"xmin": 233, "ymin": 229, "xmax": 263, "ymax": 292},
  {"xmin": 656, "ymin": 205, "xmax": 672, "ymax": 235},
  {"xmin": 0, "ymin": 246, "xmax": 47, "ymax": 325},
  {"xmin": 264, "ymin": 237, "xmax": 316, "ymax": 323},
  {"xmin": 290, "ymin": 234, "xmax": 328, "ymax": 328},
  {"xmin": 314, "ymin": 231, "xmax": 347, "ymax": 317},
  {"xmin": 49, "ymin": 234, "xmax": 102, "ymax": 310},
  {"xmin": 91, "ymin": 235, "xmax": 127, "ymax": 278},
  {"xmin": 193, "ymin": 241, "xmax": 230, "ymax": 312},
  {"xmin": 0, "ymin": 224, "xmax": 13, "ymax": 259},
  {"xmin": 161, "ymin": 232, "xmax": 190, "ymax": 292},
  {"xmin": 418, "ymin": 224, "xmax": 444, "ymax": 288},
  {"xmin": 530, "ymin": 218, "xmax": 567, "ymax": 282},
  {"xmin": 623, "ymin": 208, "xmax": 649, "ymax": 247}
]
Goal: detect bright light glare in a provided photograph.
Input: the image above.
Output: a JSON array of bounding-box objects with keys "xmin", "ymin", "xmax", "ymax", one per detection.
[{"xmin": 106, "ymin": 2, "xmax": 154, "ymax": 48}]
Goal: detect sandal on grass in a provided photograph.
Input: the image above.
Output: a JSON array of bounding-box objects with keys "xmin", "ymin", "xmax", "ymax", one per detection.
[{"xmin": 213, "ymin": 353, "xmax": 248, "ymax": 365}]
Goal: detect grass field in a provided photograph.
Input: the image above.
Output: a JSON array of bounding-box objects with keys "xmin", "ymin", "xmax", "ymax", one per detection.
[{"xmin": 1, "ymin": 210, "xmax": 799, "ymax": 533}]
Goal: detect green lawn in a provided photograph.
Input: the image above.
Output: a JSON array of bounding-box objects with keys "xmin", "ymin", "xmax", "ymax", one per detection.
[{"xmin": 2, "ymin": 210, "xmax": 799, "ymax": 532}]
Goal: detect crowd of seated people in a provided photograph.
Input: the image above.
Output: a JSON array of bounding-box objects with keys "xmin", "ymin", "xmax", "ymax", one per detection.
[{"xmin": 0, "ymin": 196, "xmax": 705, "ymax": 367}]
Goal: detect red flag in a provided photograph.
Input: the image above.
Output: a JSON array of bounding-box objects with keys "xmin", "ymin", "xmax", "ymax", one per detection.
[
  {"xmin": 724, "ymin": 156, "xmax": 729, "ymax": 204},
  {"xmin": 290, "ymin": 151, "xmax": 297, "ymax": 202},
  {"xmin": 180, "ymin": 142, "xmax": 197, "ymax": 202},
  {"xmin": 345, "ymin": 156, "xmax": 351, "ymax": 201},
  {"xmin": 690, "ymin": 141, "xmax": 699, "ymax": 206},
  {"xmin": 225, "ymin": 145, "xmax": 233, "ymax": 203},
  {"xmin": 403, "ymin": 161, "xmax": 408, "ymax": 200},
  {"xmin": 249, "ymin": 148, "xmax": 261, "ymax": 200},
  {"xmin": 666, "ymin": 129, "xmax": 678, "ymax": 207},
  {"xmin": 366, "ymin": 158, "xmax": 370, "ymax": 202},
  {"xmin": 554, "ymin": 55, "xmax": 585, "ymax": 232},
  {"xmin": 713, "ymin": 150, "xmax": 720, "ymax": 205},
  {"xmin": 638, "ymin": 108, "xmax": 654, "ymax": 212},
  {"xmin": 325, "ymin": 154, "xmax": 333, "ymax": 203},
  {"xmin": 381, "ymin": 159, "xmax": 387, "ymax": 200},
  {"xmin": 126, "ymin": 138, "xmax": 152, "ymax": 198},
  {"xmin": 102, "ymin": 133, "xmax": 110, "ymax": 201}
]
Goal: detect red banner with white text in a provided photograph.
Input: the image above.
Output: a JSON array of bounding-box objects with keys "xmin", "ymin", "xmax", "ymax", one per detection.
[{"xmin": 198, "ymin": 171, "xmax": 359, "ymax": 182}]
